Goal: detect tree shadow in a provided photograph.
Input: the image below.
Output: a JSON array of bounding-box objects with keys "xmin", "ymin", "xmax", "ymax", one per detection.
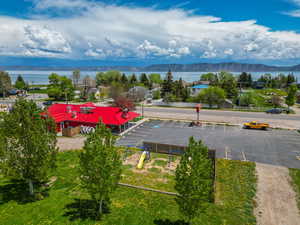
[
  {"xmin": 154, "ymin": 219, "xmax": 189, "ymax": 225},
  {"xmin": 63, "ymin": 198, "xmax": 110, "ymax": 221},
  {"xmin": 0, "ymin": 180, "xmax": 49, "ymax": 204}
]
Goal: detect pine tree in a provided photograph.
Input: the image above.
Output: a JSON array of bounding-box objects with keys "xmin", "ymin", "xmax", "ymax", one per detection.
[
  {"xmin": 129, "ymin": 74, "xmax": 138, "ymax": 84},
  {"xmin": 140, "ymin": 73, "xmax": 150, "ymax": 87},
  {"xmin": 175, "ymin": 137, "xmax": 213, "ymax": 222},
  {"xmin": 121, "ymin": 73, "xmax": 128, "ymax": 84},
  {"xmin": 161, "ymin": 70, "xmax": 174, "ymax": 98},
  {"xmin": 0, "ymin": 99, "xmax": 58, "ymax": 196},
  {"xmin": 15, "ymin": 75, "xmax": 26, "ymax": 90},
  {"xmin": 79, "ymin": 122, "xmax": 122, "ymax": 218}
]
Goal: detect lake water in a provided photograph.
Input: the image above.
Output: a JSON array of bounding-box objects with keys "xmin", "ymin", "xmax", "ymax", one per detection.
[{"xmin": 6, "ymin": 70, "xmax": 300, "ymax": 85}]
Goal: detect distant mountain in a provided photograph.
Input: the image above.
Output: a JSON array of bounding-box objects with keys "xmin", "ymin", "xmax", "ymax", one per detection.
[{"xmin": 1, "ymin": 62, "xmax": 300, "ymax": 72}]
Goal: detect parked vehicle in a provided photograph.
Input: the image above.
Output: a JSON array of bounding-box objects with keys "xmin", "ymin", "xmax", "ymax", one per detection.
[
  {"xmin": 243, "ymin": 121, "xmax": 269, "ymax": 130},
  {"xmin": 43, "ymin": 101, "xmax": 53, "ymax": 106},
  {"xmin": 266, "ymin": 108, "xmax": 282, "ymax": 114},
  {"xmin": 282, "ymin": 108, "xmax": 295, "ymax": 114}
]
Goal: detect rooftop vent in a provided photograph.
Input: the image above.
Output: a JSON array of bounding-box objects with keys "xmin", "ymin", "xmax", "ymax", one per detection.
[{"xmin": 80, "ymin": 107, "xmax": 94, "ymax": 114}]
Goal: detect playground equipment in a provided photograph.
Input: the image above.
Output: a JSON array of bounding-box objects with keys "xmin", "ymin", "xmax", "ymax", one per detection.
[{"xmin": 137, "ymin": 151, "xmax": 147, "ymax": 169}]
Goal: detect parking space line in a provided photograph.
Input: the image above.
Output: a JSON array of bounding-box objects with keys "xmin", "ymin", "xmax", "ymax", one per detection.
[{"xmin": 241, "ymin": 151, "xmax": 248, "ymax": 161}]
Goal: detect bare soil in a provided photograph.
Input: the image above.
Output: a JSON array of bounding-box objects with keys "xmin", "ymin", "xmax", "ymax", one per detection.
[
  {"xmin": 57, "ymin": 136, "xmax": 86, "ymax": 151},
  {"xmin": 255, "ymin": 163, "xmax": 300, "ymax": 225}
]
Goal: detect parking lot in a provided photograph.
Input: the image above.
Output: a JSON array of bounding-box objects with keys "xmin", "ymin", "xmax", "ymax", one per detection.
[{"xmin": 117, "ymin": 119, "xmax": 300, "ymax": 169}]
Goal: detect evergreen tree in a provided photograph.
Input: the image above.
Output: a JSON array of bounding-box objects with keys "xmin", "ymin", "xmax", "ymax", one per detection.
[
  {"xmin": 129, "ymin": 74, "xmax": 138, "ymax": 84},
  {"xmin": 161, "ymin": 70, "xmax": 174, "ymax": 98},
  {"xmin": 140, "ymin": 73, "xmax": 150, "ymax": 87},
  {"xmin": 287, "ymin": 74, "xmax": 296, "ymax": 87},
  {"xmin": 0, "ymin": 99, "xmax": 58, "ymax": 196},
  {"xmin": 121, "ymin": 73, "xmax": 128, "ymax": 84},
  {"xmin": 72, "ymin": 69, "xmax": 81, "ymax": 88},
  {"xmin": 285, "ymin": 84, "xmax": 298, "ymax": 109},
  {"xmin": 15, "ymin": 75, "xmax": 26, "ymax": 90},
  {"xmin": 175, "ymin": 137, "xmax": 213, "ymax": 222},
  {"xmin": 79, "ymin": 122, "xmax": 122, "ymax": 218}
]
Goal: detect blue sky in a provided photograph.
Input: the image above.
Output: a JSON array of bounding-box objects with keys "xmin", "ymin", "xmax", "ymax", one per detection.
[{"xmin": 0, "ymin": 0, "xmax": 300, "ymax": 66}]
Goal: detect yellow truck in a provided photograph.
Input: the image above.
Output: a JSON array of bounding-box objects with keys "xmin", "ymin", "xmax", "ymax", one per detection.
[{"xmin": 243, "ymin": 121, "xmax": 269, "ymax": 130}]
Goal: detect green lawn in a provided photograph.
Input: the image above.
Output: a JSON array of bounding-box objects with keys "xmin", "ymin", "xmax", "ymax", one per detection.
[
  {"xmin": 0, "ymin": 151, "xmax": 257, "ymax": 225},
  {"xmin": 289, "ymin": 168, "xmax": 300, "ymax": 211}
]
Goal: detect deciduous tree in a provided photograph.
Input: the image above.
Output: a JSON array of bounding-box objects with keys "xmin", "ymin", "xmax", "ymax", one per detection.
[
  {"xmin": 286, "ymin": 84, "xmax": 298, "ymax": 108},
  {"xmin": 175, "ymin": 137, "xmax": 213, "ymax": 222},
  {"xmin": 0, "ymin": 99, "xmax": 58, "ymax": 196},
  {"xmin": 79, "ymin": 123, "xmax": 122, "ymax": 217},
  {"xmin": 0, "ymin": 71, "xmax": 12, "ymax": 97},
  {"xmin": 198, "ymin": 87, "xmax": 226, "ymax": 108}
]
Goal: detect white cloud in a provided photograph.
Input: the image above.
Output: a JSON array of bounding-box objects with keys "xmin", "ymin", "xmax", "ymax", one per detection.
[
  {"xmin": 283, "ymin": 0, "xmax": 300, "ymax": 18},
  {"xmin": 0, "ymin": 0, "xmax": 300, "ymax": 62}
]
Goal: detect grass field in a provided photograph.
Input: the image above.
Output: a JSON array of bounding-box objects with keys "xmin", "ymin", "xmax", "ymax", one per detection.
[
  {"xmin": 0, "ymin": 151, "xmax": 257, "ymax": 225},
  {"xmin": 289, "ymin": 168, "xmax": 300, "ymax": 211}
]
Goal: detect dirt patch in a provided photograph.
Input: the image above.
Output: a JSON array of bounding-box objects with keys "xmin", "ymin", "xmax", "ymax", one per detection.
[
  {"xmin": 255, "ymin": 163, "xmax": 300, "ymax": 225},
  {"xmin": 57, "ymin": 136, "xmax": 86, "ymax": 151},
  {"xmin": 124, "ymin": 152, "xmax": 140, "ymax": 166}
]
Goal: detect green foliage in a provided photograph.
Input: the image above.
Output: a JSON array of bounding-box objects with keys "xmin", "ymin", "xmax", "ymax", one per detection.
[
  {"xmin": 96, "ymin": 71, "xmax": 122, "ymax": 86},
  {"xmin": 200, "ymin": 73, "xmax": 218, "ymax": 84},
  {"xmin": 197, "ymin": 86, "xmax": 226, "ymax": 108},
  {"xmin": 149, "ymin": 73, "xmax": 162, "ymax": 84},
  {"xmin": 238, "ymin": 92, "xmax": 258, "ymax": 107},
  {"xmin": 47, "ymin": 73, "xmax": 74, "ymax": 101},
  {"xmin": 129, "ymin": 74, "xmax": 138, "ymax": 84},
  {"xmin": 161, "ymin": 70, "xmax": 174, "ymax": 98},
  {"xmin": 0, "ymin": 151, "xmax": 257, "ymax": 225},
  {"xmin": 285, "ymin": 84, "xmax": 298, "ymax": 107},
  {"xmin": 79, "ymin": 123, "xmax": 122, "ymax": 217},
  {"xmin": 140, "ymin": 73, "xmax": 150, "ymax": 87},
  {"xmin": 0, "ymin": 99, "xmax": 58, "ymax": 196},
  {"xmin": 217, "ymin": 71, "xmax": 238, "ymax": 98},
  {"xmin": 238, "ymin": 72, "xmax": 252, "ymax": 88},
  {"xmin": 289, "ymin": 168, "xmax": 300, "ymax": 210},
  {"xmin": 152, "ymin": 89, "xmax": 161, "ymax": 100},
  {"xmin": 0, "ymin": 71, "xmax": 12, "ymax": 97},
  {"xmin": 175, "ymin": 137, "xmax": 213, "ymax": 221},
  {"xmin": 15, "ymin": 75, "xmax": 27, "ymax": 90}
]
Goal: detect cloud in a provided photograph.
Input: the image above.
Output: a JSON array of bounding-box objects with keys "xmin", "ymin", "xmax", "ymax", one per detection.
[
  {"xmin": 283, "ymin": 0, "xmax": 300, "ymax": 18},
  {"xmin": 1, "ymin": 0, "xmax": 300, "ymax": 62}
]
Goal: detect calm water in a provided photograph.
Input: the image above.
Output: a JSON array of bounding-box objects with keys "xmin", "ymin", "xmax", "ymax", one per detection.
[{"xmin": 6, "ymin": 70, "xmax": 300, "ymax": 85}]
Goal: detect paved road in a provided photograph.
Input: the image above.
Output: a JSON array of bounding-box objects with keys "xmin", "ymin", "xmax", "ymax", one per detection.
[
  {"xmin": 117, "ymin": 120, "xmax": 300, "ymax": 169},
  {"xmin": 141, "ymin": 106, "xmax": 300, "ymax": 121},
  {"xmin": 137, "ymin": 106, "xmax": 300, "ymax": 129}
]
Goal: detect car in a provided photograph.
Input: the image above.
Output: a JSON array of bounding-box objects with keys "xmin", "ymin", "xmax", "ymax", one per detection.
[
  {"xmin": 43, "ymin": 101, "xmax": 53, "ymax": 106},
  {"xmin": 266, "ymin": 108, "xmax": 282, "ymax": 114},
  {"xmin": 243, "ymin": 121, "xmax": 269, "ymax": 130}
]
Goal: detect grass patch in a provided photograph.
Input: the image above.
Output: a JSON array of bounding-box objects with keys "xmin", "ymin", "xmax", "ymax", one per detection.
[
  {"xmin": 289, "ymin": 168, "xmax": 300, "ymax": 210},
  {"xmin": 147, "ymin": 167, "xmax": 162, "ymax": 173},
  {"xmin": 153, "ymin": 160, "xmax": 168, "ymax": 167},
  {"xmin": 0, "ymin": 152, "xmax": 257, "ymax": 225}
]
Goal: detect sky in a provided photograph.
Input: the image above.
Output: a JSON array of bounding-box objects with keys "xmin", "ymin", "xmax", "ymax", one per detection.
[{"xmin": 0, "ymin": 0, "xmax": 300, "ymax": 66}]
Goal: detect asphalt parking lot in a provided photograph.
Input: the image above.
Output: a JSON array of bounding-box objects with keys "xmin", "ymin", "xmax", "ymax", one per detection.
[{"xmin": 117, "ymin": 119, "xmax": 300, "ymax": 169}]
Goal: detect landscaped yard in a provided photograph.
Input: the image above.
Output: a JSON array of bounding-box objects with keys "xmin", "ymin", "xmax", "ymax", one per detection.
[{"xmin": 0, "ymin": 151, "xmax": 257, "ymax": 225}]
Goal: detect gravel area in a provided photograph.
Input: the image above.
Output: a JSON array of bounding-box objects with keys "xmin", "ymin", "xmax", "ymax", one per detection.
[
  {"xmin": 255, "ymin": 163, "xmax": 300, "ymax": 225},
  {"xmin": 57, "ymin": 136, "xmax": 86, "ymax": 151}
]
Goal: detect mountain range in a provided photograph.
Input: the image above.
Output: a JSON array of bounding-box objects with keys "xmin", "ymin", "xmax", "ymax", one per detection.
[{"xmin": 1, "ymin": 62, "xmax": 300, "ymax": 72}]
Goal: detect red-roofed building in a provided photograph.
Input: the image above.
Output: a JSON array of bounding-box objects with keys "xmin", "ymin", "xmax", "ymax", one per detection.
[{"xmin": 45, "ymin": 103, "xmax": 140, "ymax": 133}]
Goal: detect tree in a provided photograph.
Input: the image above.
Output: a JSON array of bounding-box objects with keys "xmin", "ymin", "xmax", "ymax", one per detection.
[
  {"xmin": 15, "ymin": 75, "xmax": 26, "ymax": 90},
  {"xmin": 0, "ymin": 71, "xmax": 12, "ymax": 97},
  {"xmin": 129, "ymin": 74, "xmax": 138, "ymax": 84},
  {"xmin": 72, "ymin": 70, "xmax": 81, "ymax": 88},
  {"xmin": 113, "ymin": 96, "xmax": 135, "ymax": 112},
  {"xmin": 0, "ymin": 99, "xmax": 58, "ymax": 196},
  {"xmin": 140, "ymin": 73, "xmax": 150, "ymax": 87},
  {"xmin": 271, "ymin": 95, "xmax": 282, "ymax": 108},
  {"xmin": 161, "ymin": 70, "xmax": 174, "ymax": 98},
  {"xmin": 287, "ymin": 73, "xmax": 296, "ymax": 87},
  {"xmin": 149, "ymin": 73, "xmax": 162, "ymax": 84},
  {"xmin": 217, "ymin": 71, "xmax": 238, "ymax": 98},
  {"xmin": 238, "ymin": 92, "xmax": 257, "ymax": 107},
  {"xmin": 109, "ymin": 82, "xmax": 124, "ymax": 100},
  {"xmin": 238, "ymin": 72, "xmax": 252, "ymax": 88},
  {"xmin": 121, "ymin": 73, "xmax": 128, "ymax": 84},
  {"xmin": 127, "ymin": 86, "xmax": 148, "ymax": 102},
  {"xmin": 285, "ymin": 84, "xmax": 298, "ymax": 109},
  {"xmin": 175, "ymin": 137, "xmax": 213, "ymax": 222},
  {"xmin": 79, "ymin": 122, "xmax": 122, "ymax": 217},
  {"xmin": 198, "ymin": 87, "xmax": 226, "ymax": 108},
  {"xmin": 47, "ymin": 73, "xmax": 74, "ymax": 101},
  {"xmin": 96, "ymin": 71, "xmax": 122, "ymax": 86}
]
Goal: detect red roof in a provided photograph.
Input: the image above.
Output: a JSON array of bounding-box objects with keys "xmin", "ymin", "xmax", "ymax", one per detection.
[{"xmin": 46, "ymin": 103, "xmax": 140, "ymax": 126}]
